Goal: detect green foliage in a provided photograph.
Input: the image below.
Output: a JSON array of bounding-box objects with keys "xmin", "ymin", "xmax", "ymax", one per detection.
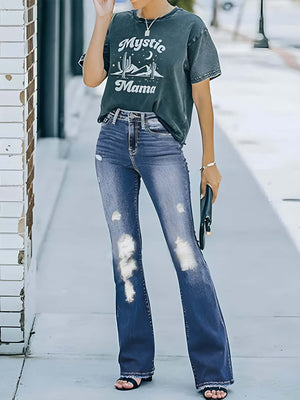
[{"xmin": 168, "ymin": 0, "xmax": 195, "ymax": 13}]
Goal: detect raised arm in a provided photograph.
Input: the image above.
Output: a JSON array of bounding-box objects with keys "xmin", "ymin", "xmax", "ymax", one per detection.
[{"xmin": 82, "ymin": 0, "xmax": 114, "ymax": 87}]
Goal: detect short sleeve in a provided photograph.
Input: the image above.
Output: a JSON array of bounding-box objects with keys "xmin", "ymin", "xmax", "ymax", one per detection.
[
  {"xmin": 187, "ymin": 28, "xmax": 221, "ymax": 84},
  {"xmin": 78, "ymin": 15, "xmax": 114, "ymax": 73}
]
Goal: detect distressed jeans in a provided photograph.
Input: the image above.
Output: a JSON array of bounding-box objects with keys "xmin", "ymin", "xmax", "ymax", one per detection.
[{"xmin": 94, "ymin": 107, "xmax": 234, "ymax": 392}]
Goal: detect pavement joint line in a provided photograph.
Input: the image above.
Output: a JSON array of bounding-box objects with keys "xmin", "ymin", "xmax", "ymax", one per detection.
[
  {"xmin": 11, "ymin": 354, "xmax": 300, "ymax": 359},
  {"xmin": 11, "ymin": 355, "xmax": 25, "ymax": 400},
  {"xmin": 18, "ymin": 354, "xmax": 195, "ymax": 360},
  {"xmin": 12, "ymin": 354, "xmax": 300, "ymax": 359}
]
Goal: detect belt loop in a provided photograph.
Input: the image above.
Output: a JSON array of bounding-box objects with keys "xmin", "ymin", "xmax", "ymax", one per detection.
[
  {"xmin": 141, "ymin": 112, "xmax": 145, "ymax": 130},
  {"xmin": 112, "ymin": 108, "xmax": 120, "ymax": 124}
]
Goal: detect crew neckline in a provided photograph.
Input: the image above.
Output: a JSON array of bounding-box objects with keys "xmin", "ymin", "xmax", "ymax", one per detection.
[{"xmin": 132, "ymin": 6, "xmax": 180, "ymax": 22}]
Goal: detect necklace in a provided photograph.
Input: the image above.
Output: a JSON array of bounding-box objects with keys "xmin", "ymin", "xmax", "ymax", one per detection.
[
  {"xmin": 144, "ymin": 17, "xmax": 159, "ymax": 36},
  {"xmin": 138, "ymin": 7, "xmax": 174, "ymax": 36}
]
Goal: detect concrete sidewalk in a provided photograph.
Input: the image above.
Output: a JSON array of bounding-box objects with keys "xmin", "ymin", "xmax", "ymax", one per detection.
[
  {"xmin": 196, "ymin": 3, "xmax": 300, "ymax": 254},
  {"xmin": 2, "ymin": 82, "xmax": 298, "ymax": 399}
]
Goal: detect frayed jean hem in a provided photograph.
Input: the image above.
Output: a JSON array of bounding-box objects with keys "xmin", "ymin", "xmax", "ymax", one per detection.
[
  {"xmin": 119, "ymin": 371, "xmax": 154, "ymax": 379},
  {"xmin": 196, "ymin": 378, "xmax": 234, "ymax": 391}
]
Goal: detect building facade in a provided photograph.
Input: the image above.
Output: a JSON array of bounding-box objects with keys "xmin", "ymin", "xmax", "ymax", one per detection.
[
  {"xmin": 0, "ymin": 0, "xmax": 36, "ymax": 354},
  {"xmin": 0, "ymin": 0, "xmax": 84, "ymax": 354}
]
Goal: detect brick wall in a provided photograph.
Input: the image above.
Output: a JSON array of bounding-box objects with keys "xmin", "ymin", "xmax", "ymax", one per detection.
[{"xmin": 0, "ymin": 0, "xmax": 37, "ymax": 353}]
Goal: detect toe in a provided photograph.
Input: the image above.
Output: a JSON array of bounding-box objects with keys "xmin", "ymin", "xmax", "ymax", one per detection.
[
  {"xmin": 218, "ymin": 389, "xmax": 227, "ymax": 398},
  {"xmin": 202, "ymin": 388, "xmax": 227, "ymax": 399},
  {"xmin": 114, "ymin": 379, "xmax": 124, "ymax": 388},
  {"xmin": 122, "ymin": 380, "xmax": 134, "ymax": 388},
  {"xmin": 118, "ymin": 377, "xmax": 141, "ymax": 389}
]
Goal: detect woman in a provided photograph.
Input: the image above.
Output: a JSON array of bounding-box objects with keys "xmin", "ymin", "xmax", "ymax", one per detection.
[{"xmin": 79, "ymin": 0, "xmax": 234, "ymax": 398}]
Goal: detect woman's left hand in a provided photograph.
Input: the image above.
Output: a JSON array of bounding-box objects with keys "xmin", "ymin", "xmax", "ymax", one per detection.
[{"xmin": 200, "ymin": 164, "xmax": 222, "ymax": 204}]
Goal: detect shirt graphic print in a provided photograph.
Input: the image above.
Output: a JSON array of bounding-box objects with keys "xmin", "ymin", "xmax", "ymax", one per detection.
[
  {"xmin": 111, "ymin": 37, "xmax": 165, "ymax": 91},
  {"xmin": 79, "ymin": 7, "xmax": 222, "ymax": 146}
]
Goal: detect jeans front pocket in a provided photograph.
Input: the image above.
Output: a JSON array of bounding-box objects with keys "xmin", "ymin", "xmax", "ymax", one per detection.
[
  {"xmin": 146, "ymin": 117, "xmax": 173, "ymax": 136},
  {"xmin": 96, "ymin": 116, "xmax": 111, "ymax": 154}
]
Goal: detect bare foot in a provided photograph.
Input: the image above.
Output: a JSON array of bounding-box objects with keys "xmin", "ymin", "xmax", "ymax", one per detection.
[
  {"xmin": 203, "ymin": 389, "xmax": 227, "ymax": 399},
  {"xmin": 114, "ymin": 377, "xmax": 141, "ymax": 389}
]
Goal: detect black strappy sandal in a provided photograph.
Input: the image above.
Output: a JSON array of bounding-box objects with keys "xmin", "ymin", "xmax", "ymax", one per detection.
[
  {"xmin": 199, "ymin": 386, "xmax": 228, "ymax": 399},
  {"xmin": 114, "ymin": 376, "xmax": 152, "ymax": 390}
]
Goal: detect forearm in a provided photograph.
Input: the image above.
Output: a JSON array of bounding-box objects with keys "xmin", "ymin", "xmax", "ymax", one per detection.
[
  {"xmin": 195, "ymin": 96, "xmax": 215, "ymax": 166},
  {"xmin": 83, "ymin": 12, "xmax": 113, "ymax": 87}
]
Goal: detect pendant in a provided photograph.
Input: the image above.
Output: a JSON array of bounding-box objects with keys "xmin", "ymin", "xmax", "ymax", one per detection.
[{"xmin": 145, "ymin": 29, "xmax": 150, "ymax": 36}]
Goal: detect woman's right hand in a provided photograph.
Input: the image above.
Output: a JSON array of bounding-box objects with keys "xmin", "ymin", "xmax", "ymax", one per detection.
[{"xmin": 93, "ymin": 0, "xmax": 114, "ymax": 17}]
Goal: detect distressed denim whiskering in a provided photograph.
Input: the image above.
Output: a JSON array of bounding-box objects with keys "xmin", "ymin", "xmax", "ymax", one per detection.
[{"xmin": 94, "ymin": 107, "xmax": 234, "ymax": 391}]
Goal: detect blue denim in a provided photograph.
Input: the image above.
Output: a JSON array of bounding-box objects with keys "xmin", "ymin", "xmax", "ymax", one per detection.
[{"xmin": 94, "ymin": 107, "xmax": 234, "ymax": 391}]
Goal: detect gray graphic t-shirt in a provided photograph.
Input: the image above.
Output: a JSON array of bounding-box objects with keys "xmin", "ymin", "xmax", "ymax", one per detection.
[{"xmin": 79, "ymin": 6, "xmax": 221, "ymax": 145}]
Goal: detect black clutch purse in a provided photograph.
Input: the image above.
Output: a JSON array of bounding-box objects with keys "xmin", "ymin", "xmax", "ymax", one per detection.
[{"xmin": 199, "ymin": 184, "xmax": 213, "ymax": 250}]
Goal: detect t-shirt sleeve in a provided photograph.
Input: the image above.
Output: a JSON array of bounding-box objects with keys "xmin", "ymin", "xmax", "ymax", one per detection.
[
  {"xmin": 187, "ymin": 27, "xmax": 221, "ymax": 84},
  {"xmin": 77, "ymin": 15, "xmax": 113, "ymax": 73}
]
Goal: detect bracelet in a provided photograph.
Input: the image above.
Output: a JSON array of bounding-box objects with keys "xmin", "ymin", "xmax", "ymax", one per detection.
[{"xmin": 200, "ymin": 161, "xmax": 216, "ymax": 172}]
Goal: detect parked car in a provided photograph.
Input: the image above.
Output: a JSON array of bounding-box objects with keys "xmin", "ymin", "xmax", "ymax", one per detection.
[
  {"xmin": 222, "ymin": 0, "xmax": 245, "ymax": 11},
  {"xmin": 199, "ymin": 0, "xmax": 243, "ymax": 12},
  {"xmin": 221, "ymin": 0, "xmax": 237, "ymax": 11}
]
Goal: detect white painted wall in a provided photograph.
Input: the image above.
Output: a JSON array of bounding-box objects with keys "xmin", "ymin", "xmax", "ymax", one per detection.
[{"xmin": 0, "ymin": 0, "xmax": 37, "ymax": 354}]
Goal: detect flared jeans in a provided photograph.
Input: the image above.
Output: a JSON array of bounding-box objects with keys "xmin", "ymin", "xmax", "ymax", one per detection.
[{"xmin": 94, "ymin": 107, "xmax": 234, "ymax": 391}]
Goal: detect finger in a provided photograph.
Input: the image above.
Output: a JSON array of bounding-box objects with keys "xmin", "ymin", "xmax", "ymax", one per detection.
[{"xmin": 212, "ymin": 188, "xmax": 217, "ymax": 204}]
